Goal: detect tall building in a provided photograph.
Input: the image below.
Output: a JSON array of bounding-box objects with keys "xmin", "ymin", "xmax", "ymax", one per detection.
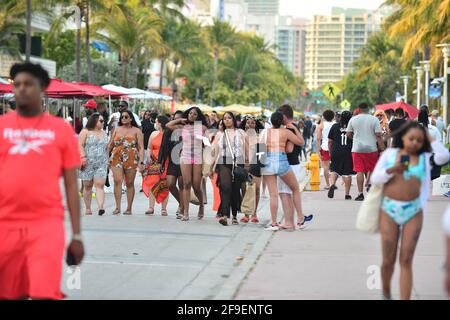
[
  {"xmin": 305, "ymin": 7, "xmax": 383, "ymax": 89},
  {"xmin": 275, "ymin": 17, "xmax": 307, "ymax": 77},
  {"xmin": 244, "ymin": 0, "xmax": 279, "ymax": 15}
]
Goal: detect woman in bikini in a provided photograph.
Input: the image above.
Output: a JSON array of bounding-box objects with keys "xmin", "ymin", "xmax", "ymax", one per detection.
[
  {"xmin": 371, "ymin": 121, "xmax": 449, "ymax": 300},
  {"xmin": 109, "ymin": 110, "xmax": 144, "ymax": 215}
]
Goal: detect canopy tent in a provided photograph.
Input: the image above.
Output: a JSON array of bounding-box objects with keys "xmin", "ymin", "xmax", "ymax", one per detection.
[
  {"xmin": 376, "ymin": 101, "xmax": 419, "ymax": 119},
  {"xmin": 71, "ymin": 82, "xmax": 125, "ymax": 98},
  {"xmin": 219, "ymin": 104, "xmax": 262, "ymax": 115},
  {"xmin": 0, "ymin": 83, "xmax": 12, "ymax": 94},
  {"xmin": 102, "ymin": 84, "xmax": 172, "ymax": 101}
]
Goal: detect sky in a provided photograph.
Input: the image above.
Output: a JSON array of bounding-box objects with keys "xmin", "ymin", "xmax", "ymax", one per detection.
[{"xmin": 279, "ymin": 0, "xmax": 385, "ymax": 18}]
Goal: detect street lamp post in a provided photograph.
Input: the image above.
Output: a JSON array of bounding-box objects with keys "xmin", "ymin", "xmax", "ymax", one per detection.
[
  {"xmin": 437, "ymin": 43, "xmax": 450, "ymax": 126},
  {"xmin": 420, "ymin": 60, "xmax": 431, "ymax": 106},
  {"xmin": 400, "ymin": 76, "xmax": 409, "ymax": 104},
  {"xmin": 413, "ymin": 66, "xmax": 423, "ymax": 109}
]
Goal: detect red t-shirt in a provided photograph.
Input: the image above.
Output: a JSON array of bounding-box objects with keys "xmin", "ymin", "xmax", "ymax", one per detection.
[{"xmin": 0, "ymin": 112, "xmax": 80, "ymax": 225}]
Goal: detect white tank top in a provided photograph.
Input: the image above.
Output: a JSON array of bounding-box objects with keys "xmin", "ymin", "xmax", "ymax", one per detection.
[{"xmin": 321, "ymin": 121, "xmax": 334, "ymax": 151}]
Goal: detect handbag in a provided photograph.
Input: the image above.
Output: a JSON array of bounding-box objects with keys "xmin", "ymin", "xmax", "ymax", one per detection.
[
  {"xmin": 224, "ymin": 129, "xmax": 248, "ymax": 183},
  {"xmin": 241, "ymin": 181, "xmax": 256, "ymax": 215},
  {"xmin": 356, "ymin": 184, "xmax": 383, "ymax": 233},
  {"xmin": 143, "ymin": 156, "xmax": 163, "ymax": 177},
  {"xmin": 430, "ymin": 154, "xmax": 442, "ymax": 181},
  {"xmin": 151, "ymin": 179, "xmax": 169, "ymax": 203},
  {"xmin": 202, "ymin": 145, "xmax": 215, "ymax": 177}
]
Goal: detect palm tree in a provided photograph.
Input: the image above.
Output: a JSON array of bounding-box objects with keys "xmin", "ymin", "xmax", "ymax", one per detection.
[
  {"xmin": 0, "ymin": 0, "xmax": 24, "ymax": 58},
  {"xmin": 204, "ymin": 19, "xmax": 238, "ymax": 106},
  {"xmin": 25, "ymin": 0, "xmax": 31, "ymax": 61},
  {"xmin": 384, "ymin": 0, "xmax": 450, "ymax": 65},
  {"xmin": 95, "ymin": 3, "xmax": 162, "ymax": 86},
  {"xmin": 220, "ymin": 45, "xmax": 262, "ymax": 91}
]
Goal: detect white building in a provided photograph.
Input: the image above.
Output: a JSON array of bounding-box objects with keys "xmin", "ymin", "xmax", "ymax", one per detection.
[
  {"xmin": 305, "ymin": 7, "xmax": 384, "ymax": 89},
  {"xmin": 275, "ymin": 16, "xmax": 307, "ymax": 77}
]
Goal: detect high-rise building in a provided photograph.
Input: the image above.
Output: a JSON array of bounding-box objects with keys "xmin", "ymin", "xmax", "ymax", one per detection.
[
  {"xmin": 275, "ymin": 17, "xmax": 307, "ymax": 77},
  {"xmin": 305, "ymin": 7, "xmax": 384, "ymax": 89},
  {"xmin": 244, "ymin": 0, "xmax": 279, "ymax": 15}
]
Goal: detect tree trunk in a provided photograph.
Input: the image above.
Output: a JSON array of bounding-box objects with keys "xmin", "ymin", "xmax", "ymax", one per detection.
[
  {"xmin": 143, "ymin": 52, "xmax": 150, "ymax": 90},
  {"xmin": 25, "ymin": 0, "xmax": 32, "ymax": 62},
  {"xmin": 122, "ymin": 57, "xmax": 129, "ymax": 87},
  {"xmin": 159, "ymin": 58, "xmax": 165, "ymax": 92},
  {"xmin": 76, "ymin": 27, "xmax": 81, "ymax": 82},
  {"xmin": 210, "ymin": 50, "xmax": 219, "ymax": 106},
  {"xmin": 85, "ymin": 2, "xmax": 93, "ymax": 83}
]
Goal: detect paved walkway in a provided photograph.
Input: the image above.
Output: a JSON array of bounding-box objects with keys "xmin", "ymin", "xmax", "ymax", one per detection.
[
  {"xmin": 235, "ymin": 182, "xmax": 449, "ymax": 300},
  {"xmin": 61, "ymin": 173, "xmax": 449, "ymax": 300}
]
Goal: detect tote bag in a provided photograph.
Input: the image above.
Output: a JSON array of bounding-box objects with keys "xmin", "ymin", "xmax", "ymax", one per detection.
[{"xmin": 356, "ymin": 184, "xmax": 383, "ymax": 233}]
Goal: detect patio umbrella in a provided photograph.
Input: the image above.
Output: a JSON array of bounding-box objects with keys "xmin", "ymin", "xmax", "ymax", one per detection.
[
  {"xmin": 375, "ymin": 101, "xmax": 419, "ymax": 119},
  {"xmin": 71, "ymin": 82, "xmax": 125, "ymax": 98}
]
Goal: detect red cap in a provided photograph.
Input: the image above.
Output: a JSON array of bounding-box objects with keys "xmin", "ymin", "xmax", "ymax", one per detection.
[{"xmin": 83, "ymin": 99, "xmax": 97, "ymax": 109}]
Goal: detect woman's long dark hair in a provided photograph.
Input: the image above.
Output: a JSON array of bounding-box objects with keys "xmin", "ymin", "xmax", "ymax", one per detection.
[
  {"xmin": 222, "ymin": 111, "xmax": 237, "ymax": 129},
  {"xmin": 119, "ymin": 110, "xmax": 139, "ymax": 128},
  {"xmin": 157, "ymin": 115, "xmax": 169, "ymax": 130},
  {"xmin": 392, "ymin": 120, "xmax": 431, "ymax": 154},
  {"xmin": 183, "ymin": 106, "xmax": 209, "ymax": 127},
  {"xmin": 85, "ymin": 113, "xmax": 101, "ymax": 131},
  {"xmin": 240, "ymin": 116, "xmax": 264, "ymax": 133},
  {"xmin": 340, "ymin": 111, "xmax": 352, "ymax": 129},
  {"xmin": 418, "ymin": 110, "xmax": 429, "ymax": 128}
]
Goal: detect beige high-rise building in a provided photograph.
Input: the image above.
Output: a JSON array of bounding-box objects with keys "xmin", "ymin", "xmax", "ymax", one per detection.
[{"xmin": 305, "ymin": 7, "xmax": 383, "ymax": 89}]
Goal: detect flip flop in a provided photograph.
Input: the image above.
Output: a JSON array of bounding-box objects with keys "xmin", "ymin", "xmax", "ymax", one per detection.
[{"xmin": 279, "ymin": 226, "xmax": 295, "ymax": 232}]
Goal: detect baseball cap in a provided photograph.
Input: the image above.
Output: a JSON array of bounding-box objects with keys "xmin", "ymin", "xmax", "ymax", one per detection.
[{"xmin": 83, "ymin": 99, "xmax": 97, "ymax": 109}]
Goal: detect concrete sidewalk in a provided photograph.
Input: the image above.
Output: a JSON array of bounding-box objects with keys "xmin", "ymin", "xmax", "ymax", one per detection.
[{"xmin": 235, "ymin": 183, "xmax": 449, "ymax": 300}]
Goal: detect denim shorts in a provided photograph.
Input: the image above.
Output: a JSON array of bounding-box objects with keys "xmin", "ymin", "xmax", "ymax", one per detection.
[{"xmin": 261, "ymin": 152, "xmax": 291, "ymax": 176}]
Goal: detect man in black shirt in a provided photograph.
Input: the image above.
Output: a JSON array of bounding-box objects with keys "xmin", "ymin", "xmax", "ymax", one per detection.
[{"xmin": 277, "ymin": 104, "xmax": 314, "ymax": 230}]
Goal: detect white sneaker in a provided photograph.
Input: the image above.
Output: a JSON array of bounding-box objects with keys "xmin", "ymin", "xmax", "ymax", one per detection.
[
  {"xmin": 104, "ymin": 186, "xmax": 113, "ymax": 193},
  {"xmin": 264, "ymin": 223, "xmax": 279, "ymax": 231}
]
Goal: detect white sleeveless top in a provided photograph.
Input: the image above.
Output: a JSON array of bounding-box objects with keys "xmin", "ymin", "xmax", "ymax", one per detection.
[{"xmin": 321, "ymin": 121, "xmax": 334, "ymax": 151}]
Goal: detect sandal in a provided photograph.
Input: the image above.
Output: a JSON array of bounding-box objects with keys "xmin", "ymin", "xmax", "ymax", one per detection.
[
  {"xmin": 112, "ymin": 209, "xmax": 120, "ymax": 215},
  {"xmin": 240, "ymin": 216, "xmax": 250, "ymax": 223},
  {"xmin": 181, "ymin": 215, "xmax": 189, "ymax": 221},
  {"xmin": 123, "ymin": 211, "xmax": 132, "ymax": 215},
  {"xmin": 279, "ymin": 225, "xmax": 295, "ymax": 232},
  {"xmin": 161, "ymin": 209, "xmax": 168, "ymax": 216},
  {"xmin": 197, "ymin": 206, "xmax": 205, "ymax": 220},
  {"xmin": 85, "ymin": 210, "xmax": 93, "ymax": 216},
  {"xmin": 219, "ymin": 217, "xmax": 228, "ymax": 226},
  {"xmin": 98, "ymin": 209, "xmax": 105, "ymax": 216},
  {"xmin": 251, "ymin": 215, "xmax": 259, "ymax": 223},
  {"xmin": 145, "ymin": 208, "xmax": 154, "ymax": 215},
  {"xmin": 232, "ymin": 217, "xmax": 239, "ymax": 225},
  {"xmin": 176, "ymin": 212, "xmax": 183, "ymax": 219}
]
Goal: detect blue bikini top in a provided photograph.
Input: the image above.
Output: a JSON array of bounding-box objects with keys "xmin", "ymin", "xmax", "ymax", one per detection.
[{"xmin": 387, "ymin": 150, "xmax": 426, "ymax": 182}]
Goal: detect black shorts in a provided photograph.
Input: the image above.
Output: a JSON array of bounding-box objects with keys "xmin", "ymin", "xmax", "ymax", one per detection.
[{"xmin": 167, "ymin": 160, "xmax": 181, "ymax": 177}]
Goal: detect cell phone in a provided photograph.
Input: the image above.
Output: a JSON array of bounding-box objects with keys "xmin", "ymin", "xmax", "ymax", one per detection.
[
  {"xmin": 400, "ymin": 155, "xmax": 410, "ymax": 166},
  {"xmin": 66, "ymin": 248, "xmax": 77, "ymax": 266}
]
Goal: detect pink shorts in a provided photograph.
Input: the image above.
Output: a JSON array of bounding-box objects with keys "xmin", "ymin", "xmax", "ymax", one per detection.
[
  {"xmin": 320, "ymin": 148, "xmax": 330, "ymax": 161},
  {"xmin": 0, "ymin": 220, "xmax": 66, "ymax": 300},
  {"xmin": 352, "ymin": 152, "xmax": 379, "ymax": 173}
]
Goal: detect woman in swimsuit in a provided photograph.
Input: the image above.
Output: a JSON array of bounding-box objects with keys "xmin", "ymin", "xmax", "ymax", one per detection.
[
  {"xmin": 166, "ymin": 107, "xmax": 208, "ymax": 221},
  {"xmin": 371, "ymin": 121, "xmax": 449, "ymax": 300},
  {"xmin": 109, "ymin": 110, "xmax": 144, "ymax": 215}
]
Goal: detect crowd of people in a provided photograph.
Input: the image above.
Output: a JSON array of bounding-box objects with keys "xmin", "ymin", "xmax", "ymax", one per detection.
[{"xmin": 1, "ymin": 62, "xmax": 449, "ymax": 300}]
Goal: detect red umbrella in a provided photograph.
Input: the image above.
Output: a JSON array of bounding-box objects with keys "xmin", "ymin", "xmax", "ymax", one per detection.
[
  {"xmin": 45, "ymin": 79, "xmax": 85, "ymax": 97},
  {"xmin": 0, "ymin": 83, "xmax": 13, "ymax": 94},
  {"xmin": 376, "ymin": 101, "xmax": 419, "ymax": 120},
  {"xmin": 71, "ymin": 82, "xmax": 126, "ymax": 98}
]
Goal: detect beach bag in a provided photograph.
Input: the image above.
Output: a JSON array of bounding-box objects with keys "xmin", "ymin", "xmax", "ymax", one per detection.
[
  {"xmin": 241, "ymin": 181, "xmax": 256, "ymax": 215},
  {"xmin": 151, "ymin": 179, "xmax": 169, "ymax": 203},
  {"xmin": 143, "ymin": 156, "xmax": 163, "ymax": 177},
  {"xmin": 202, "ymin": 146, "xmax": 215, "ymax": 177},
  {"xmin": 356, "ymin": 184, "xmax": 383, "ymax": 233}
]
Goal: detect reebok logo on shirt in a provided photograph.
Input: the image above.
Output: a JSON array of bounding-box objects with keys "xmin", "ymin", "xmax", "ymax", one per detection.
[{"xmin": 3, "ymin": 128, "xmax": 55, "ymax": 155}]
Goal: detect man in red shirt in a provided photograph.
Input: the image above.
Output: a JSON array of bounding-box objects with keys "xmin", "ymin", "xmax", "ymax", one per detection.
[{"xmin": 0, "ymin": 62, "xmax": 84, "ymax": 299}]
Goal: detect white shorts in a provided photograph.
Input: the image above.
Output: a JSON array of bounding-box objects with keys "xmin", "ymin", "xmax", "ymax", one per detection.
[{"xmin": 277, "ymin": 164, "xmax": 302, "ymax": 194}]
